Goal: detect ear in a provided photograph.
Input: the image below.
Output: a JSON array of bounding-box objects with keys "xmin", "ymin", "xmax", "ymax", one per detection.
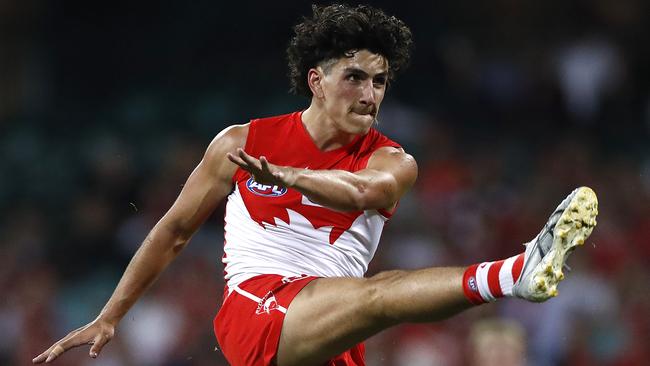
[{"xmin": 307, "ymin": 68, "xmax": 324, "ymax": 99}]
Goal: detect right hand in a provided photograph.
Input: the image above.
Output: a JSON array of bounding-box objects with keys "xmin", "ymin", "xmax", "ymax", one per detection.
[
  {"xmin": 227, "ymin": 148, "xmax": 299, "ymax": 187},
  {"xmin": 32, "ymin": 318, "xmax": 115, "ymax": 363}
]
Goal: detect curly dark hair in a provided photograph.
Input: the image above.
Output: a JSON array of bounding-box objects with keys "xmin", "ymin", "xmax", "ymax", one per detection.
[{"xmin": 287, "ymin": 4, "xmax": 413, "ymax": 97}]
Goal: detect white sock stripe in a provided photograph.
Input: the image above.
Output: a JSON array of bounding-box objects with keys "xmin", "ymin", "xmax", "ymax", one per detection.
[
  {"xmin": 476, "ymin": 262, "xmax": 496, "ymax": 302},
  {"xmin": 499, "ymin": 256, "xmax": 518, "ymax": 296},
  {"xmin": 231, "ymin": 285, "xmax": 288, "ymax": 313}
]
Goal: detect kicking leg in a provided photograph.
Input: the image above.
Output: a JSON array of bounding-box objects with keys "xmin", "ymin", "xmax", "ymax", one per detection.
[{"xmin": 277, "ymin": 186, "xmax": 598, "ymax": 366}]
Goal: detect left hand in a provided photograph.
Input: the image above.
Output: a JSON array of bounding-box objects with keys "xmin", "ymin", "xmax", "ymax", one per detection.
[
  {"xmin": 32, "ymin": 318, "xmax": 115, "ymax": 364},
  {"xmin": 227, "ymin": 148, "xmax": 298, "ymax": 187}
]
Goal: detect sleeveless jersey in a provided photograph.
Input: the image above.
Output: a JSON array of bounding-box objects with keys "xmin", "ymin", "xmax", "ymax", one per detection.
[{"xmin": 222, "ymin": 111, "xmax": 401, "ymax": 287}]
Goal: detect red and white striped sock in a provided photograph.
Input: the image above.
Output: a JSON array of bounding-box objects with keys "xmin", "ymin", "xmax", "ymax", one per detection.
[{"xmin": 462, "ymin": 253, "xmax": 525, "ymax": 305}]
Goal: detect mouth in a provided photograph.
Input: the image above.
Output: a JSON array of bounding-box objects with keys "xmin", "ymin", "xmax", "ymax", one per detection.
[{"xmin": 353, "ymin": 110, "xmax": 376, "ymax": 118}]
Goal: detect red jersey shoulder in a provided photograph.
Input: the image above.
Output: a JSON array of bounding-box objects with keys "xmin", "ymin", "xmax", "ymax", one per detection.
[
  {"xmin": 351, "ymin": 127, "xmax": 402, "ymax": 171},
  {"xmin": 232, "ymin": 112, "xmax": 300, "ymax": 183},
  {"xmin": 363, "ymin": 127, "xmax": 401, "ymax": 151},
  {"xmin": 233, "ymin": 113, "xmax": 402, "ymax": 180},
  {"xmin": 249, "ymin": 111, "xmax": 298, "ymax": 129},
  {"xmin": 247, "ymin": 111, "xmax": 299, "ymax": 149}
]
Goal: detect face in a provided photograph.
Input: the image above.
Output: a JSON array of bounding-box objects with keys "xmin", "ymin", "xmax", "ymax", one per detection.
[{"xmin": 309, "ymin": 49, "xmax": 389, "ymax": 135}]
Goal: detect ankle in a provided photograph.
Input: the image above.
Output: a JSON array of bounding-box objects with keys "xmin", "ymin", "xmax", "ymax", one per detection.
[{"xmin": 462, "ymin": 253, "xmax": 525, "ymax": 304}]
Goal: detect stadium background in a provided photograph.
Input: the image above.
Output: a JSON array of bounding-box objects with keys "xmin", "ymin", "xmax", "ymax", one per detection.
[{"xmin": 2, "ymin": 1, "xmax": 649, "ymax": 365}]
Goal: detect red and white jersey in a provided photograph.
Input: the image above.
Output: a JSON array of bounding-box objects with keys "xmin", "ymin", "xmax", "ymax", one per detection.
[{"xmin": 222, "ymin": 111, "xmax": 401, "ymax": 287}]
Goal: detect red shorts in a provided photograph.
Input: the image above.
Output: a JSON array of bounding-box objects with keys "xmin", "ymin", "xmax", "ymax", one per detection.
[{"xmin": 213, "ymin": 274, "xmax": 365, "ymax": 366}]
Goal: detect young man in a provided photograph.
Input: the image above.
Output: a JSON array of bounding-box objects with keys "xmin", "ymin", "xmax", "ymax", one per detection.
[{"xmin": 33, "ymin": 4, "xmax": 598, "ymax": 366}]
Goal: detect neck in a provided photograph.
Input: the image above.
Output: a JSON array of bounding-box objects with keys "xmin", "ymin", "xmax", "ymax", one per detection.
[{"xmin": 301, "ymin": 104, "xmax": 357, "ymax": 151}]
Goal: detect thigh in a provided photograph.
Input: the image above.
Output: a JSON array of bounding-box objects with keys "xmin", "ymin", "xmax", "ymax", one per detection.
[{"xmin": 276, "ymin": 276, "xmax": 393, "ymax": 366}]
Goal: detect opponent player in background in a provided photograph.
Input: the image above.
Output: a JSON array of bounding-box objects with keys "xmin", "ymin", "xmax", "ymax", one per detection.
[{"xmin": 34, "ymin": 4, "xmax": 598, "ymax": 366}]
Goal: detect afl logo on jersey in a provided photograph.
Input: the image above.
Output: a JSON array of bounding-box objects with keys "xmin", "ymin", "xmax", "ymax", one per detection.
[{"xmin": 246, "ymin": 178, "xmax": 287, "ymax": 197}]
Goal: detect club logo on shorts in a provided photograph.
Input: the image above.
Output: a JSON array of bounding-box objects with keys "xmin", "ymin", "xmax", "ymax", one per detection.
[
  {"xmin": 246, "ymin": 178, "xmax": 287, "ymax": 197},
  {"xmin": 256, "ymin": 291, "xmax": 279, "ymax": 315}
]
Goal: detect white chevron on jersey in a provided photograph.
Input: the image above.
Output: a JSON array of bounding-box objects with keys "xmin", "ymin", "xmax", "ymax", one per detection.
[{"xmin": 223, "ymin": 186, "xmax": 388, "ymax": 287}]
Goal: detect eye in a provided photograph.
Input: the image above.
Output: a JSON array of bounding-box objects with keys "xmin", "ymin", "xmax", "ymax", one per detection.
[
  {"xmin": 373, "ymin": 76, "xmax": 387, "ymax": 86},
  {"xmin": 347, "ymin": 74, "xmax": 362, "ymax": 81}
]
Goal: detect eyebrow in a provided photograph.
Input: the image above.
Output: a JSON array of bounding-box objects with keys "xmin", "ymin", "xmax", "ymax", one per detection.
[{"xmin": 343, "ymin": 67, "xmax": 388, "ymax": 78}]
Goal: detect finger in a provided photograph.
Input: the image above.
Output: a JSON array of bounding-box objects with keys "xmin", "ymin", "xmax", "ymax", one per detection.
[
  {"xmin": 45, "ymin": 332, "xmax": 90, "ymax": 363},
  {"xmin": 33, "ymin": 341, "xmax": 62, "ymax": 363},
  {"xmin": 33, "ymin": 351, "xmax": 49, "ymax": 363},
  {"xmin": 236, "ymin": 147, "xmax": 249, "ymax": 159},
  {"xmin": 45, "ymin": 344, "xmax": 65, "ymax": 363},
  {"xmin": 226, "ymin": 152, "xmax": 240, "ymax": 165},
  {"xmin": 229, "ymin": 151, "xmax": 256, "ymax": 170},
  {"xmin": 227, "ymin": 153, "xmax": 251, "ymax": 170},
  {"xmin": 237, "ymin": 149, "xmax": 261, "ymax": 168},
  {"xmin": 89, "ymin": 334, "xmax": 110, "ymax": 358},
  {"xmin": 259, "ymin": 156, "xmax": 271, "ymax": 172},
  {"xmin": 33, "ymin": 324, "xmax": 96, "ymax": 364}
]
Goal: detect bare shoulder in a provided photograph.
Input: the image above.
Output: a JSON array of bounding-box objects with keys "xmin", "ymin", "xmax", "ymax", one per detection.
[
  {"xmin": 205, "ymin": 123, "xmax": 249, "ymax": 157},
  {"xmin": 200, "ymin": 123, "xmax": 250, "ymax": 180}
]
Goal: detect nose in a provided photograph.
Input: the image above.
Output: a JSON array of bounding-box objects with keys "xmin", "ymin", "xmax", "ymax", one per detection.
[{"xmin": 358, "ymin": 80, "xmax": 376, "ymax": 106}]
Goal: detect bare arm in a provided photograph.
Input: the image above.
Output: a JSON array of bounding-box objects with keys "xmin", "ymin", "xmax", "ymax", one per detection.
[
  {"xmin": 33, "ymin": 124, "xmax": 248, "ymax": 364},
  {"xmin": 227, "ymin": 146, "xmax": 418, "ymax": 212}
]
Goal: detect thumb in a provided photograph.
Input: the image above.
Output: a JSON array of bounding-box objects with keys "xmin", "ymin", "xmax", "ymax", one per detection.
[{"xmin": 89, "ymin": 334, "xmax": 110, "ymax": 358}]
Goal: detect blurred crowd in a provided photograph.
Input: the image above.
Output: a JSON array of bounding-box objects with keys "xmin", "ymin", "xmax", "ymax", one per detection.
[{"xmin": 2, "ymin": 1, "xmax": 649, "ymax": 365}]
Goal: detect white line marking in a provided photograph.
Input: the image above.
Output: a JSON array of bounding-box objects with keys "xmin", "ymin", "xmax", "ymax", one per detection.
[{"xmin": 231, "ymin": 285, "xmax": 288, "ymax": 313}]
